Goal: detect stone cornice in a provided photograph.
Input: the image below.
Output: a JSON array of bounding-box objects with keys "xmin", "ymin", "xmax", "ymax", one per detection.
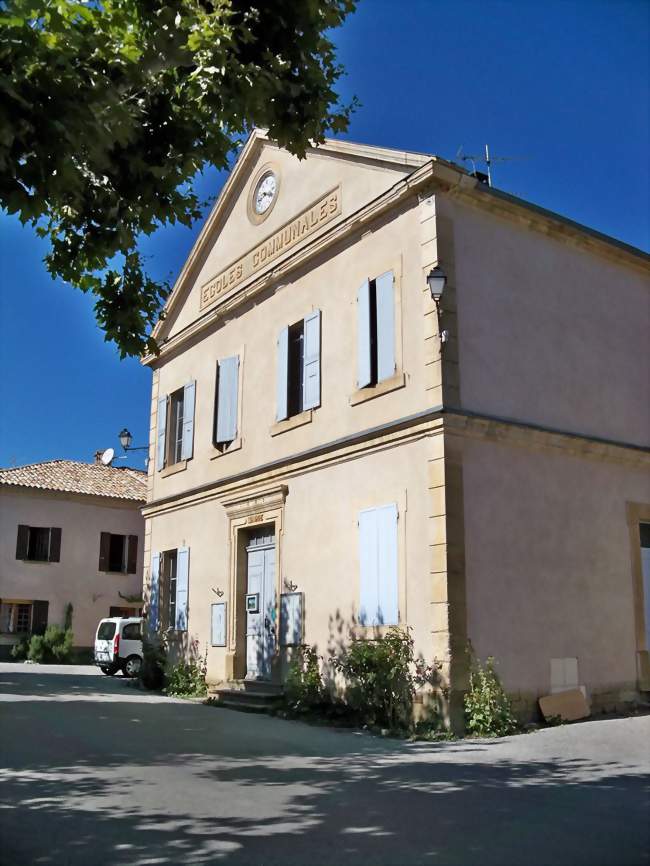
[
  {"xmin": 222, "ymin": 485, "xmax": 288, "ymax": 519},
  {"xmin": 143, "ymin": 405, "xmax": 648, "ymax": 518}
]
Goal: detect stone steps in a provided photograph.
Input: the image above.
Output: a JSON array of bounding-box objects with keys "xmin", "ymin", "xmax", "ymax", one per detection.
[{"xmin": 208, "ymin": 680, "xmax": 284, "ymax": 713}]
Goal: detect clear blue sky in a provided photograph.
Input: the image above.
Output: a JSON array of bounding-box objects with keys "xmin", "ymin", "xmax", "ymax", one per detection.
[{"xmin": 1, "ymin": 0, "xmax": 648, "ymax": 470}]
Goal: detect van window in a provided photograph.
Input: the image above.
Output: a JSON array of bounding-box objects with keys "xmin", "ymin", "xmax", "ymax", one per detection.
[
  {"xmin": 122, "ymin": 623, "xmax": 141, "ymax": 640},
  {"xmin": 97, "ymin": 622, "xmax": 116, "ymax": 640}
]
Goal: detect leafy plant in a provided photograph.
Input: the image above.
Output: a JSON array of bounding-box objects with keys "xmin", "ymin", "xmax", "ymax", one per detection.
[
  {"xmin": 63, "ymin": 602, "xmax": 73, "ymax": 631},
  {"xmin": 10, "ymin": 636, "xmax": 30, "ymax": 660},
  {"xmin": 26, "ymin": 634, "xmax": 46, "ymax": 664},
  {"xmin": 140, "ymin": 634, "xmax": 167, "ymax": 691},
  {"xmin": 26, "ymin": 625, "xmax": 73, "ymax": 664},
  {"xmin": 285, "ymin": 645, "xmax": 326, "ymax": 712},
  {"xmin": 165, "ymin": 656, "xmax": 207, "ymax": 698},
  {"xmin": 332, "ymin": 627, "xmax": 441, "ymax": 733},
  {"xmin": 1, "ymin": 0, "xmax": 358, "ymax": 357},
  {"xmin": 464, "ymin": 647, "xmax": 517, "ymax": 737}
]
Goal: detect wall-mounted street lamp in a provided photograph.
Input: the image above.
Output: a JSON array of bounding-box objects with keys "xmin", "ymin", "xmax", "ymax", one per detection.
[
  {"xmin": 426, "ymin": 265, "xmax": 449, "ymax": 347},
  {"xmin": 118, "ymin": 428, "xmax": 149, "ymax": 453}
]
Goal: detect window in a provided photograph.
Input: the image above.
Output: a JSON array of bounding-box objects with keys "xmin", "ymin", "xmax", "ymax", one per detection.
[
  {"xmin": 640, "ymin": 523, "xmax": 650, "ymax": 651},
  {"xmin": 213, "ymin": 356, "xmax": 240, "ymax": 448},
  {"xmin": 121, "ymin": 623, "xmax": 142, "ymax": 640},
  {"xmin": 166, "ymin": 550, "xmax": 178, "ymax": 630},
  {"xmin": 109, "ymin": 606, "xmax": 141, "ymax": 619},
  {"xmin": 0, "ymin": 603, "xmax": 32, "ymax": 634},
  {"xmin": 99, "ymin": 533, "xmax": 138, "ymax": 574},
  {"xmin": 97, "ymin": 621, "xmax": 116, "ymax": 640},
  {"xmin": 16, "ymin": 525, "xmax": 61, "ymax": 563},
  {"xmin": 168, "ymin": 388, "xmax": 184, "ymax": 465},
  {"xmin": 156, "ymin": 381, "xmax": 196, "ymax": 470},
  {"xmin": 357, "ymin": 271, "xmax": 395, "ymax": 388},
  {"xmin": 276, "ymin": 310, "xmax": 321, "ymax": 422},
  {"xmin": 150, "ymin": 548, "xmax": 190, "ymax": 632},
  {"xmin": 287, "ymin": 320, "xmax": 304, "ymax": 417},
  {"xmin": 358, "ymin": 503, "xmax": 399, "ymax": 626}
]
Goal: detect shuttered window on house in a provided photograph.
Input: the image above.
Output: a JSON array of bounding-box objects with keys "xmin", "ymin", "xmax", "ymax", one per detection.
[
  {"xmin": 277, "ymin": 311, "xmax": 321, "ymax": 421},
  {"xmin": 157, "ymin": 381, "xmax": 196, "ymax": 470},
  {"xmin": 99, "ymin": 533, "xmax": 138, "ymax": 573},
  {"xmin": 16, "ymin": 526, "xmax": 61, "ymax": 563},
  {"xmin": 357, "ymin": 271, "xmax": 395, "ymax": 389},
  {"xmin": 214, "ymin": 356, "xmax": 240, "ymax": 447},
  {"xmin": 358, "ymin": 503, "xmax": 399, "ymax": 626}
]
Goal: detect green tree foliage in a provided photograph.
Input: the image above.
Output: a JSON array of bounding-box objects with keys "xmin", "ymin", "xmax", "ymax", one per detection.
[{"xmin": 0, "ymin": 0, "xmax": 357, "ymax": 356}]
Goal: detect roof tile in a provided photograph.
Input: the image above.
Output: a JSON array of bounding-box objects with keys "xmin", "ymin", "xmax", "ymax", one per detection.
[{"xmin": 0, "ymin": 460, "xmax": 147, "ymax": 502}]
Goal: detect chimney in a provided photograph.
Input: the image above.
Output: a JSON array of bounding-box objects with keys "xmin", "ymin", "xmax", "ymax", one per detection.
[{"xmin": 94, "ymin": 451, "xmax": 104, "ymax": 464}]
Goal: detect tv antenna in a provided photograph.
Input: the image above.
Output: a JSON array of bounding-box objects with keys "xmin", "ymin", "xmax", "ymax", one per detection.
[{"xmin": 456, "ymin": 144, "xmax": 527, "ymax": 188}]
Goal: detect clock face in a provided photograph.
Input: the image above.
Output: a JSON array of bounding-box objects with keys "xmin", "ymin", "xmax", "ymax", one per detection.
[{"xmin": 254, "ymin": 172, "xmax": 277, "ymax": 214}]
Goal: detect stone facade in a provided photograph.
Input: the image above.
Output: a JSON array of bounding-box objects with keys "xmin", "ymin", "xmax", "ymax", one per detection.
[{"xmin": 142, "ymin": 131, "xmax": 650, "ymax": 729}]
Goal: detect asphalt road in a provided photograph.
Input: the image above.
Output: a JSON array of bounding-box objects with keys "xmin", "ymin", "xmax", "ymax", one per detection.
[{"xmin": 0, "ymin": 663, "xmax": 648, "ymax": 866}]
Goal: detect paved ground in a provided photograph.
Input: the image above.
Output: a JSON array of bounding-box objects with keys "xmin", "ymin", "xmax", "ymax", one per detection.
[{"xmin": 0, "ymin": 664, "xmax": 648, "ymax": 866}]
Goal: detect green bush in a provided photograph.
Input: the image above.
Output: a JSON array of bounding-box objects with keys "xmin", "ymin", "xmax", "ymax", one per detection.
[
  {"xmin": 464, "ymin": 649, "xmax": 517, "ymax": 737},
  {"xmin": 27, "ymin": 634, "xmax": 46, "ymax": 663},
  {"xmin": 139, "ymin": 634, "xmax": 167, "ymax": 690},
  {"xmin": 164, "ymin": 658, "xmax": 207, "ymax": 698},
  {"xmin": 25, "ymin": 625, "xmax": 74, "ymax": 664},
  {"xmin": 332, "ymin": 627, "xmax": 440, "ymax": 733},
  {"xmin": 10, "ymin": 637, "xmax": 30, "ymax": 660},
  {"xmin": 285, "ymin": 645, "xmax": 326, "ymax": 712}
]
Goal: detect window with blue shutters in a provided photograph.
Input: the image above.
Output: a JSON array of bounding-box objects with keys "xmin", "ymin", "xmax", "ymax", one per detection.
[
  {"xmin": 277, "ymin": 311, "xmax": 321, "ymax": 421},
  {"xmin": 157, "ymin": 381, "xmax": 196, "ymax": 469},
  {"xmin": 358, "ymin": 503, "xmax": 399, "ymax": 626},
  {"xmin": 357, "ymin": 271, "xmax": 395, "ymax": 388}
]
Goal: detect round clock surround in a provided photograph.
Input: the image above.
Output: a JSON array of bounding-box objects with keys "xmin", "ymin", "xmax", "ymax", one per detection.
[{"xmin": 247, "ymin": 163, "xmax": 281, "ymax": 225}]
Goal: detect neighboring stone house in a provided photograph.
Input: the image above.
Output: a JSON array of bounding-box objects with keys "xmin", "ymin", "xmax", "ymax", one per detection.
[
  {"xmin": 0, "ymin": 459, "xmax": 146, "ymax": 656},
  {"xmin": 140, "ymin": 130, "xmax": 649, "ymax": 727}
]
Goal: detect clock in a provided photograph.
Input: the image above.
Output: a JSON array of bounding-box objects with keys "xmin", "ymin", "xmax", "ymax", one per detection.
[
  {"xmin": 254, "ymin": 171, "xmax": 277, "ymax": 214},
  {"xmin": 248, "ymin": 164, "xmax": 280, "ymax": 224}
]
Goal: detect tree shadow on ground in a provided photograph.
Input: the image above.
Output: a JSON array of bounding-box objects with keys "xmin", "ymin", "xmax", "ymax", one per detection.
[{"xmin": 1, "ymin": 679, "xmax": 649, "ymax": 866}]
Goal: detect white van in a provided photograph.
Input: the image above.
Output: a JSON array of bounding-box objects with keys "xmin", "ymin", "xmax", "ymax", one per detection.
[{"xmin": 94, "ymin": 617, "xmax": 143, "ymax": 677}]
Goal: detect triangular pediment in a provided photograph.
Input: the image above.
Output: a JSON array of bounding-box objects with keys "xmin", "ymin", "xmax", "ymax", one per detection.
[{"xmin": 153, "ymin": 130, "xmax": 432, "ymax": 345}]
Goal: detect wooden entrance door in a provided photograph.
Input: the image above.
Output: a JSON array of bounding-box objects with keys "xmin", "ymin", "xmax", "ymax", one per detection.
[{"xmin": 245, "ymin": 529, "xmax": 276, "ymax": 679}]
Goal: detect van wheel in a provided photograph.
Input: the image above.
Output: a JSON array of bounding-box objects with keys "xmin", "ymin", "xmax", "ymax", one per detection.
[
  {"xmin": 123, "ymin": 656, "xmax": 142, "ymax": 678},
  {"xmin": 100, "ymin": 665, "xmax": 118, "ymax": 676}
]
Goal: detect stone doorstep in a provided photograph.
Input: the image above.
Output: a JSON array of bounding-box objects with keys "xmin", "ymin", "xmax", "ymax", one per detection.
[{"xmin": 208, "ymin": 684, "xmax": 284, "ymax": 715}]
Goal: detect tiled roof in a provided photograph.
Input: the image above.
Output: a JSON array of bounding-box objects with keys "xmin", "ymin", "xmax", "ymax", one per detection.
[{"xmin": 0, "ymin": 460, "xmax": 147, "ymax": 502}]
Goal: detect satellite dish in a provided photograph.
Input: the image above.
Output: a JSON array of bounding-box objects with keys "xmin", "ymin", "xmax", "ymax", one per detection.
[{"xmin": 100, "ymin": 448, "xmax": 114, "ymax": 466}]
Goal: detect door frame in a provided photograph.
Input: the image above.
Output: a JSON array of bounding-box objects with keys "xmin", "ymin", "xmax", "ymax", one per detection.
[{"xmin": 222, "ymin": 485, "xmax": 287, "ymax": 682}]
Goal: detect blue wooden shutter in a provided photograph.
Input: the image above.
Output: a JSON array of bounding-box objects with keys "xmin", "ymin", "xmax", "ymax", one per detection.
[
  {"xmin": 302, "ymin": 310, "xmax": 321, "ymax": 410},
  {"xmin": 357, "ymin": 279, "xmax": 372, "ymax": 389},
  {"xmin": 377, "ymin": 503, "xmax": 398, "ymax": 625},
  {"xmin": 280, "ymin": 592, "xmax": 303, "ymax": 646},
  {"xmin": 358, "ymin": 507, "xmax": 379, "ymax": 625},
  {"xmin": 276, "ymin": 326, "xmax": 289, "ymax": 421},
  {"xmin": 376, "ymin": 271, "xmax": 395, "ymax": 383},
  {"xmin": 211, "ymin": 602, "xmax": 227, "ymax": 646},
  {"xmin": 175, "ymin": 546, "xmax": 190, "ymax": 631},
  {"xmin": 149, "ymin": 553, "xmax": 160, "ymax": 634},
  {"xmin": 216, "ymin": 356, "xmax": 239, "ymax": 443},
  {"xmin": 181, "ymin": 381, "xmax": 195, "ymax": 460},
  {"xmin": 156, "ymin": 396, "xmax": 167, "ymax": 470}
]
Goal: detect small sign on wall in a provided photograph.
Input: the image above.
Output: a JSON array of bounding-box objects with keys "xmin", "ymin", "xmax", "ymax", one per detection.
[
  {"xmin": 246, "ymin": 593, "xmax": 260, "ymax": 614},
  {"xmin": 211, "ymin": 602, "xmax": 227, "ymax": 647}
]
